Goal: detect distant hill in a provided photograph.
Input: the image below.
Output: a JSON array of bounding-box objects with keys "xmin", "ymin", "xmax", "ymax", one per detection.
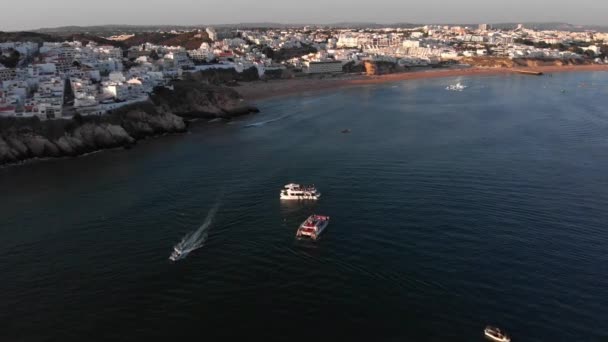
[
  {"xmin": 122, "ymin": 31, "xmax": 211, "ymax": 49},
  {"xmin": 36, "ymin": 25, "xmax": 202, "ymax": 36},
  {"xmin": 63, "ymin": 34, "xmax": 124, "ymax": 47},
  {"xmin": 0, "ymin": 30, "xmax": 212, "ymax": 50},
  {"xmin": 0, "ymin": 31, "xmax": 124, "ymax": 47},
  {"xmin": 0, "ymin": 31, "xmax": 60, "ymax": 44},
  {"xmin": 491, "ymin": 22, "xmax": 608, "ymax": 32}
]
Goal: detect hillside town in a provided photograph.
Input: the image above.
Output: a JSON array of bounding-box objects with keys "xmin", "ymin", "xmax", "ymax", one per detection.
[{"xmin": 1, "ymin": 24, "xmax": 608, "ymax": 120}]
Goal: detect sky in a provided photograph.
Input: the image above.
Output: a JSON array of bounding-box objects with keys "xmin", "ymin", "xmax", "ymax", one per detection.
[{"xmin": 2, "ymin": 0, "xmax": 607, "ymax": 31}]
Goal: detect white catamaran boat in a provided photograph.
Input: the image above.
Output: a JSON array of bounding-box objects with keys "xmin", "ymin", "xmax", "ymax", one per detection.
[
  {"xmin": 484, "ymin": 326, "xmax": 511, "ymax": 342},
  {"xmin": 280, "ymin": 183, "xmax": 321, "ymax": 200},
  {"xmin": 296, "ymin": 214, "xmax": 330, "ymax": 240}
]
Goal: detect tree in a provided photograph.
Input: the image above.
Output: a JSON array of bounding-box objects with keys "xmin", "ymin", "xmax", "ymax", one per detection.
[
  {"xmin": 0, "ymin": 49, "xmax": 20, "ymax": 68},
  {"xmin": 149, "ymin": 50, "xmax": 160, "ymax": 61},
  {"xmin": 261, "ymin": 46, "xmax": 275, "ymax": 59},
  {"xmin": 571, "ymin": 47, "xmax": 585, "ymax": 55},
  {"xmin": 600, "ymin": 45, "xmax": 608, "ymax": 58}
]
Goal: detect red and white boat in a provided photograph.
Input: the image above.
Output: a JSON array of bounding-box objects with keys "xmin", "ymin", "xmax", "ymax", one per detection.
[{"xmin": 296, "ymin": 214, "xmax": 330, "ymax": 240}]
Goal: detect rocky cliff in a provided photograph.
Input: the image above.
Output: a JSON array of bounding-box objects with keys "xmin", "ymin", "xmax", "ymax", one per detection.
[
  {"xmin": 461, "ymin": 56, "xmax": 593, "ymax": 68},
  {"xmin": 364, "ymin": 61, "xmax": 404, "ymax": 75},
  {"xmin": 0, "ymin": 103, "xmax": 185, "ymax": 165},
  {"xmin": 151, "ymin": 81, "xmax": 259, "ymax": 119},
  {"xmin": 0, "ymin": 83, "xmax": 258, "ymax": 166}
]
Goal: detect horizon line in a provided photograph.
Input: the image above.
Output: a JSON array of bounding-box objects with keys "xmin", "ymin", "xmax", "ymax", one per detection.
[{"xmin": 6, "ymin": 21, "xmax": 607, "ymax": 33}]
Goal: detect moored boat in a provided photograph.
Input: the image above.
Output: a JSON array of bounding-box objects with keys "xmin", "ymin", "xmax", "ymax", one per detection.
[
  {"xmin": 484, "ymin": 326, "xmax": 511, "ymax": 342},
  {"xmin": 296, "ymin": 214, "xmax": 330, "ymax": 240},
  {"xmin": 280, "ymin": 183, "xmax": 320, "ymax": 200}
]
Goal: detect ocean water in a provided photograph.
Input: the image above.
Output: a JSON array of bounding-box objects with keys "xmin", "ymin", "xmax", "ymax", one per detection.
[{"xmin": 1, "ymin": 72, "xmax": 608, "ymax": 341}]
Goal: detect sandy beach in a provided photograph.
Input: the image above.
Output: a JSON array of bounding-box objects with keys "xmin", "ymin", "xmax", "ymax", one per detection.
[{"xmin": 236, "ymin": 64, "xmax": 608, "ymax": 101}]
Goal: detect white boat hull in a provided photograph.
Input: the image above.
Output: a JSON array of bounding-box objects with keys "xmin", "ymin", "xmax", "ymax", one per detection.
[
  {"xmin": 280, "ymin": 183, "xmax": 321, "ymax": 200},
  {"xmin": 280, "ymin": 193, "xmax": 321, "ymax": 200},
  {"xmin": 296, "ymin": 220, "xmax": 329, "ymax": 240},
  {"xmin": 484, "ymin": 331, "xmax": 510, "ymax": 342}
]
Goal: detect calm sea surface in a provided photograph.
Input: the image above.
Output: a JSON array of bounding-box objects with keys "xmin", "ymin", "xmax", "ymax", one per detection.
[{"xmin": 2, "ymin": 72, "xmax": 608, "ymax": 341}]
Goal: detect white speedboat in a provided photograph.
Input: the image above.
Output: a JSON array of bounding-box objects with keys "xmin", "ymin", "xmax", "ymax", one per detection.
[
  {"xmin": 169, "ymin": 247, "xmax": 183, "ymax": 261},
  {"xmin": 296, "ymin": 214, "xmax": 330, "ymax": 240},
  {"xmin": 446, "ymin": 82, "xmax": 467, "ymax": 91},
  {"xmin": 280, "ymin": 183, "xmax": 321, "ymax": 200},
  {"xmin": 484, "ymin": 326, "xmax": 511, "ymax": 342}
]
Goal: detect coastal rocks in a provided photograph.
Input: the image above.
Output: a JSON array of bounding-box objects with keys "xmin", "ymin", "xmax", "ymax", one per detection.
[
  {"xmin": 55, "ymin": 135, "xmax": 86, "ymax": 156},
  {"xmin": 183, "ymin": 66, "xmax": 260, "ymax": 84},
  {"xmin": 0, "ymin": 136, "xmax": 19, "ymax": 162},
  {"xmin": 23, "ymin": 134, "xmax": 60, "ymax": 157},
  {"xmin": 152, "ymin": 81, "xmax": 259, "ymax": 119},
  {"xmin": 71, "ymin": 123, "xmax": 135, "ymax": 149},
  {"xmin": 0, "ymin": 105, "xmax": 187, "ymax": 165},
  {"xmin": 0, "ymin": 82, "xmax": 257, "ymax": 166},
  {"xmin": 121, "ymin": 110, "xmax": 186, "ymax": 138}
]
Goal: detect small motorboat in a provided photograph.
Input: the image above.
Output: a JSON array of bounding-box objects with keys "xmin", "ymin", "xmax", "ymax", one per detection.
[
  {"xmin": 446, "ymin": 82, "xmax": 467, "ymax": 91},
  {"xmin": 296, "ymin": 214, "xmax": 330, "ymax": 240},
  {"xmin": 484, "ymin": 326, "xmax": 511, "ymax": 342},
  {"xmin": 341, "ymin": 129, "xmax": 351, "ymax": 133},
  {"xmin": 169, "ymin": 247, "xmax": 183, "ymax": 261}
]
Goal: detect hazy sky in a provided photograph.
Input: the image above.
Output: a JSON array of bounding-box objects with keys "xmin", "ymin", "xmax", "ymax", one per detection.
[{"xmin": 2, "ymin": 0, "xmax": 606, "ymax": 31}]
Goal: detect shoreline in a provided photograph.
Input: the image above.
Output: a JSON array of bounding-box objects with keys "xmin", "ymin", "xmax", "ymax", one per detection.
[{"xmin": 236, "ymin": 64, "xmax": 608, "ymax": 101}]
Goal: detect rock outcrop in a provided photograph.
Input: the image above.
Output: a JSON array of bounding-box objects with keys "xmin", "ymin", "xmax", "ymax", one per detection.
[
  {"xmin": 152, "ymin": 81, "xmax": 259, "ymax": 119},
  {"xmin": 0, "ymin": 103, "xmax": 184, "ymax": 165},
  {"xmin": 0, "ymin": 80, "xmax": 259, "ymax": 166}
]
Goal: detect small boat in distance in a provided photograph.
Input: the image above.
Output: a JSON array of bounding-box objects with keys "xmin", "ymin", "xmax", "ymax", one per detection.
[
  {"xmin": 484, "ymin": 326, "xmax": 511, "ymax": 342},
  {"xmin": 169, "ymin": 246, "xmax": 183, "ymax": 261},
  {"xmin": 341, "ymin": 129, "xmax": 351, "ymax": 133},
  {"xmin": 446, "ymin": 82, "xmax": 467, "ymax": 91},
  {"xmin": 280, "ymin": 183, "xmax": 321, "ymax": 200},
  {"xmin": 296, "ymin": 214, "xmax": 330, "ymax": 240}
]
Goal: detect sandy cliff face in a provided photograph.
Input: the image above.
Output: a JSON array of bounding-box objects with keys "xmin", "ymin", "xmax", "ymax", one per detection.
[{"xmin": 363, "ymin": 61, "xmax": 403, "ymax": 75}]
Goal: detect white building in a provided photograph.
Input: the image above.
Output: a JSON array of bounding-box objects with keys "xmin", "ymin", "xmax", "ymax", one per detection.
[
  {"xmin": 206, "ymin": 27, "xmax": 218, "ymax": 41},
  {"xmin": 0, "ymin": 66, "xmax": 16, "ymax": 81},
  {"xmin": 102, "ymin": 82, "xmax": 129, "ymax": 100},
  {"xmin": 402, "ymin": 40, "xmax": 420, "ymax": 48},
  {"xmin": 109, "ymin": 71, "xmax": 126, "ymax": 83}
]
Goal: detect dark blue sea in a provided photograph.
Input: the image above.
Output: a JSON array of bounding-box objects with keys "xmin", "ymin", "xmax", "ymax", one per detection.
[{"xmin": 2, "ymin": 72, "xmax": 608, "ymax": 341}]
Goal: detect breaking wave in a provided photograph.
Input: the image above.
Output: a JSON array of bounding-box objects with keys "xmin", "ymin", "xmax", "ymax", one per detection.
[{"xmin": 243, "ymin": 114, "xmax": 291, "ymax": 128}]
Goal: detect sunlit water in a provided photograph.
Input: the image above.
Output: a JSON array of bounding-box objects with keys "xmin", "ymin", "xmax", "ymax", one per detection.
[{"xmin": 1, "ymin": 72, "xmax": 608, "ymax": 341}]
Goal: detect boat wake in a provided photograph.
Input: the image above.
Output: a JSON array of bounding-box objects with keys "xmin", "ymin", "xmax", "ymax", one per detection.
[
  {"xmin": 169, "ymin": 201, "xmax": 221, "ymax": 262},
  {"xmin": 244, "ymin": 114, "xmax": 291, "ymax": 128}
]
